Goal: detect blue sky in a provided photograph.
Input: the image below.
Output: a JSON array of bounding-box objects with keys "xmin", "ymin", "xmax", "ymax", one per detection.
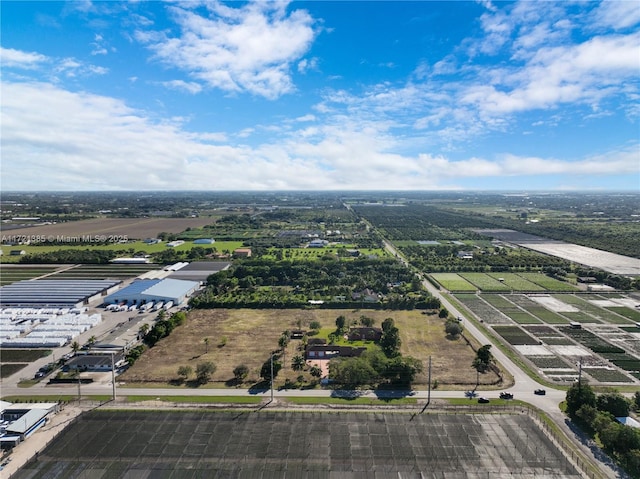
[{"xmin": 1, "ymin": 0, "xmax": 639, "ymax": 191}]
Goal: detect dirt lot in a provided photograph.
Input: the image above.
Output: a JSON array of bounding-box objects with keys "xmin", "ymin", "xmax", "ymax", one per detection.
[
  {"xmin": 8, "ymin": 217, "xmax": 214, "ymax": 240},
  {"xmin": 120, "ymin": 309, "xmax": 499, "ymax": 388}
]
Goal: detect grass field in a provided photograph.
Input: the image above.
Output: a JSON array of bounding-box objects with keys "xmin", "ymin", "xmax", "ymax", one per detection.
[
  {"xmin": 120, "ymin": 309, "xmax": 498, "ymax": 388},
  {"xmin": 517, "ymin": 273, "xmax": 579, "ymax": 292},
  {"xmin": 459, "ymin": 273, "xmax": 512, "ymax": 292},
  {"xmin": 429, "ymin": 273, "xmax": 477, "ymax": 291},
  {"xmin": 486, "ymin": 273, "xmax": 546, "ymax": 291},
  {"xmin": 552, "ymin": 295, "xmax": 633, "ymax": 324}
]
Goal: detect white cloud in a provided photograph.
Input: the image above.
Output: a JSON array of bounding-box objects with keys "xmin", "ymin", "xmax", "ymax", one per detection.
[
  {"xmin": 591, "ymin": 0, "xmax": 640, "ymax": 30},
  {"xmin": 461, "ymin": 32, "xmax": 640, "ymax": 114},
  {"xmin": 161, "ymin": 80, "xmax": 203, "ymax": 94},
  {"xmin": 136, "ymin": 1, "xmax": 317, "ymax": 99},
  {"xmin": 0, "ymin": 47, "xmax": 48, "ymax": 68}
]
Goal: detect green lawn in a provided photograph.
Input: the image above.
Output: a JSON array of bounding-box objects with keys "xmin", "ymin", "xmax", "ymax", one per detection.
[
  {"xmin": 459, "ymin": 273, "xmax": 511, "ymax": 292},
  {"xmin": 430, "ymin": 273, "xmax": 477, "ymax": 291}
]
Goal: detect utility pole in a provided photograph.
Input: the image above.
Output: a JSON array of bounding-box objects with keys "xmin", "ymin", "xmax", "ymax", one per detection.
[
  {"xmin": 427, "ymin": 356, "xmax": 432, "ymax": 406},
  {"xmin": 111, "ymin": 352, "xmax": 116, "ymax": 401},
  {"xmin": 577, "ymin": 356, "xmax": 583, "ymax": 390},
  {"xmin": 270, "ymin": 354, "xmax": 274, "ymax": 403}
]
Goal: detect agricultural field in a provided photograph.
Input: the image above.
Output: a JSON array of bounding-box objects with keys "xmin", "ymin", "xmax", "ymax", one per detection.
[
  {"xmin": 0, "ymin": 265, "xmax": 62, "ymax": 285},
  {"xmin": 492, "ymin": 325, "xmax": 540, "ymax": 345},
  {"xmin": 13, "ymin": 410, "xmax": 583, "ymax": 478},
  {"xmin": 429, "ymin": 273, "xmax": 477, "ymax": 291},
  {"xmin": 2, "ymin": 217, "xmax": 215, "ymax": 240},
  {"xmin": 0, "ymin": 349, "xmax": 51, "ymax": 379},
  {"xmin": 434, "ymin": 272, "xmax": 578, "ymax": 293},
  {"xmin": 120, "ymin": 309, "xmax": 500, "ymax": 388},
  {"xmin": 485, "ymin": 273, "xmax": 546, "ymax": 291},
  {"xmin": 518, "ymin": 273, "xmax": 580, "ymax": 292},
  {"xmin": 456, "ymin": 291, "xmax": 640, "ymax": 385}
]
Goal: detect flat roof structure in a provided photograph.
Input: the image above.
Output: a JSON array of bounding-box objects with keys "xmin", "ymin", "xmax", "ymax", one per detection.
[
  {"xmin": 0, "ymin": 279, "xmax": 121, "ymax": 308},
  {"xmin": 104, "ymin": 278, "xmax": 199, "ymax": 306},
  {"xmin": 167, "ymin": 261, "xmax": 230, "ymax": 282}
]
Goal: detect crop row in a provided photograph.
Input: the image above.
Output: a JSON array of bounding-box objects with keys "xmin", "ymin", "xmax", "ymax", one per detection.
[{"xmin": 492, "ymin": 325, "xmax": 539, "ymax": 345}]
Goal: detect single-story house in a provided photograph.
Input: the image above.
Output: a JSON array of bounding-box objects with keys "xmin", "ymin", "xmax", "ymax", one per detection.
[{"xmin": 305, "ymin": 345, "xmax": 366, "ymax": 360}]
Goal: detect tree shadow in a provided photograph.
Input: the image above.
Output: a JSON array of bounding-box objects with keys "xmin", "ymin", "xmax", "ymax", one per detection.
[
  {"xmin": 248, "ymin": 380, "xmax": 270, "ymax": 395},
  {"xmin": 330, "ymin": 389, "xmax": 366, "ymax": 400}
]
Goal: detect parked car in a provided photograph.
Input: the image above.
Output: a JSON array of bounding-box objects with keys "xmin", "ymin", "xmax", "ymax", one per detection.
[
  {"xmin": 499, "ymin": 392, "xmax": 514, "ymax": 400},
  {"xmin": 477, "ymin": 397, "xmax": 490, "ymax": 404},
  {"xmin": 465, "ymin": 390, "xmax": 477, "ymax": 398},
  {"xmin": 534, "ymin": 389, "xmax": 546, "ymax": 395}
]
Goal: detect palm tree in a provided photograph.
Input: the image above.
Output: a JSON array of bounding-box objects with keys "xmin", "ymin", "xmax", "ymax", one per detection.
[
  {"xmin": 87, "ymin": 336, "xmax": 97, "ymax": 348},
  {"xmin": 291, "ymin": 355, "xmax": 306, "ymax": 372},
  {"xmin": 138, "ymin": 323, "xmax": 150, "ymax": 337},
  {"xmin": 70, "ymin": 341, "xmax": 80, "ymax": 354},
  {"xmin": 204, "ymin": 337, "xmax": 210, "ymax": 353}
]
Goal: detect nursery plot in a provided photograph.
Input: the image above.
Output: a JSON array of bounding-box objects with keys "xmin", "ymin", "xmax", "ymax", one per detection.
[
  {"xmin": 459, "ymin": 273, "xmax": 512, "ymax": 292},
  {"xmin": 517, "ymin": 273, "xmax": 579, "ymax": 292},
  {"xmin": 559, "ymin": 327, "xmax": 625, "ymax": 354},
  {"xmin": 13, "ymin": 410, "xmax": 582, "ymax": 478},
  {"xmin": 493, "ymin": 325, "xmax": 540, "ymax": 345},
  {"xmin": 430, "ymin": 273, "xmax": 477, "ymax": 291},
  {"xmin": 584, "ymin": 368, "xmax": 634, "ymax": 383},
  {"xmin": 607, "ymin": 307, "xmax": 640, "ymax": 322},
  {"xmin": 482, "ymin": 295, "xmax": 542, "ymax": 324},
  {"xmin": 526, "ymin": 355, "xmax": 572, "ymax": 369},
  {"xmin": 552, "ymin": 295, "xmax": 632, "ymax": 324},
  {"xmin": 455, "ymin": 294, "xmax": 511, "ymax": 324},
  {"xmin": 486, "ymin": 273, "xmax": 546, "ymax": 291},
  {"xmin": 509, "ymin": 296, "xmax": 569, "ymax": 324}
]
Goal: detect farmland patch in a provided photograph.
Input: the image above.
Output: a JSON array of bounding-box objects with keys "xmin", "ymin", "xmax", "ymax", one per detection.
[
  {"xmin": 430, "ymin": 273, "xmax": 476, "ymax": 291},
  {"xmin": 12, "ymin": 410, "xmax": 583, "ymax": 478},
  {"xmin": 459, "ymin": 273, "xmax": 511, "ymax": 292},
  {"xmin": 493, "ymin": 325, "xmax": 539, "ymax": 345}
]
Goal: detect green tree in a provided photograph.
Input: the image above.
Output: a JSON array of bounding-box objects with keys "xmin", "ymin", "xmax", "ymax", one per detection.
[
  {"xmin": 472, "ymin": 345, "xmax": 495, "ymax": 373},
  {"xmin": 195, "ymin": 361, "xmax": 216, "ymax": 384},
  {"xmin": 177, "ymin": 365, "xmax": 192, "ymax": 381},
  {"xmin": 87, "ymin": 336, "xmax": 97, "ymax": 348},
  {"xmin": 335, "ymin": 315, "xmax": 347, "ymax": 332},
  {"xmin": 384, "ymin": 356, "xmax": 423, "ymax": 387},
  {"xmin": 309, "ymin": 320, "xmax": 321, "ymax": 331},
  {"xmin": 233, "ymin": 364, "xmax": 250, "ymax": 381},
  {"xmin": 565, "ymin": 381, "xmax": 596, "ymax": 418},
  {"xmin": 359, "ymin": 315, "xmax": 375, "ymax": 327},
  {"xmin": 291, "ymin": 355, "xmax": 306, "ymax": 372},
  {"xmin": 381, "ymin": 317, "xmax": 395, "ymax": 333},
  {"xmin": 444, "ymin": 319, "xmax": 462, "ymax": 338},
  {"xmin": 138, "ymin": 323, "xmax": 150, "ymax": 337},
  {"xmin": 310, "ymin": 365, "xmax": 323, "ymax": 380},
  {"xmin": 329, "ymin": 357, "xmax": 378, "ymax": 388},
  {"xmin": 438, "ymin": 308, "xmax": 449, "ymax": 319},
  {"xmin": 380, "ymin": 325, "xmax": 401, "ymax": 358},
  {"xmin": 70, "ymin": 341, "xmax": 80, "ymax": 353},
  {"xmin": 597, "ymin": 392, "xmax": 630, "ymax": 417}
]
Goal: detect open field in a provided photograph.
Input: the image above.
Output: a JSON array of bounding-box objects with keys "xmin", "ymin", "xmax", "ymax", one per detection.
[
  {"xmin": 3, "ymin": 217, "xmax": 214, "ymax": 240},
  {"xmin": 429, "ymin": 273, "xmax": 477, "ymax": 291},
  {"xmin": 12, "ymin": 410, "xmax": 583, "ymax": 478},
  {"xmin": 0, "ymin": 265, "xmax": 63, "ymax": 285},
  {"xmin": 120, "ymin": 309, "xmax": 500, "ymax": 388}
]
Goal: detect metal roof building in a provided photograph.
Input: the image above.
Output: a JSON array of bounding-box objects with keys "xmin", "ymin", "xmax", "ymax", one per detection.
[
  {"xmin": 167, "ymin": 261, "xmax": 230, "ymax": 282},
  {"xmin": 0, "ymin": 279, "xmax": 121, "ymax": 308},
  {"xmin": 104, "ymin": 278, "xmax": 199, "ymax": 306}
]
